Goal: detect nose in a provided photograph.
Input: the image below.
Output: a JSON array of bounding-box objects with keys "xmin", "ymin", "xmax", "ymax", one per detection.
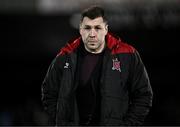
[{"xmin": 89, "ymin": 29, "xmax": 96, "ymax": 37}]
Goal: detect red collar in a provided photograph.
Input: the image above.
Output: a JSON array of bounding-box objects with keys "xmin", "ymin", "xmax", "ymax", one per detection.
[{"xmin": 59, "ymin": 32, "xmax": 135, "ymax": 55}]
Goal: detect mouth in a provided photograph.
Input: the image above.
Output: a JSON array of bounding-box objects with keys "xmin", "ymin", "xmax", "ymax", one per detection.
[
  {"xmin": 88, "ymin": 39, "xmax": 97, "ymax": 43},
  {"xmin": 88, "ymin": 43, "xmax": 95, "ymax": 46},
  {"xmin": 88, "ymin": 42, "xmax": 96, "ymax": 45},
  {"xmin": 88, "ymin": 40, "xmax": 96, "ymax": 42},
  {"xmin": 87, "ymin": 42, "xmax": 96, "ymax": 47}
]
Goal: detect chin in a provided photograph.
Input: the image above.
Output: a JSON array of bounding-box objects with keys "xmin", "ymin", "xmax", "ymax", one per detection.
[{"xmin": 88, "ymin": 46, "xmax": 98, "ymax": 50}]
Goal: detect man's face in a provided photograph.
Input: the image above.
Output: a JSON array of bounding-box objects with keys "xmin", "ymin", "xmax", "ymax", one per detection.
[{"xmin": 80, "ymin": 17, "xmax": 108, "ymax": 53}]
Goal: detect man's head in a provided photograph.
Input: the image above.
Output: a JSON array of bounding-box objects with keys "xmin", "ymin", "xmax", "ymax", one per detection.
[{"xmin": 79, "ymin": 6, "xmax": 108, "ymax": 54}]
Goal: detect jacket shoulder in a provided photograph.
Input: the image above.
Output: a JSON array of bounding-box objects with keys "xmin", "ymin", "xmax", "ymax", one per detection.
[
  {"xmin": 113, "ymin": 41, "xmax": 136, "ymax": 54},
  {"xmin": 58, "ymin": 37, "xmax": 81, "ymax": 56},
  {"xmin": 106, "ymin": 33, "xmax": 136, "ymax": 55}
]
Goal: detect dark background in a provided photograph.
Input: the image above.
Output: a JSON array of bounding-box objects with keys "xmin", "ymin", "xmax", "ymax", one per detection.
[{"xmin": 0, "ymin": 0, "xmax": 180, "ymax": 126}]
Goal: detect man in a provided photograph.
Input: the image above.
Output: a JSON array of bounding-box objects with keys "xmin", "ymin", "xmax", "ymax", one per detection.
[{"xmin": 41, "ymin": 6, "xmax": 153, "ymax": 126}]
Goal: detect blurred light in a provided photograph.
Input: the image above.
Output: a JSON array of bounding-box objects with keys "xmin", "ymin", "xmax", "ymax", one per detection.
[
  {"xmin": 37, "ymin": 0, "xmax": 80, "ymax": 14},
  {"xmin": 36, "ymin": 0, "xmax": 180, "ymax": 14},
  {"xmin": 0, "ymin": 0, "xmax": 36, "ymax": 13},
  {"xmin": 69, "ymin": 13, "xmax": 81, "ymax": 29},
  {"xmin": 0, "ymin": 0, "xmax": 179, "ymax": 29}
]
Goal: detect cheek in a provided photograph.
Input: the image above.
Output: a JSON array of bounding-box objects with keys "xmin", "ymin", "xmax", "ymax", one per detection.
[
  {"xmin": 81, "ymin": 31, "xmax": 88, "ymax": 38},
  {"xmin": 98, "ymin": 32, "xmax": 106, "ymax": 40},
  {"xmin": 81, "ymin": 32, "xmax": 88, "ymax": 43}
]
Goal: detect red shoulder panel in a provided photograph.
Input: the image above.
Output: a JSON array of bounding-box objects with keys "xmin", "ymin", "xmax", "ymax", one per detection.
[
  {"xmin": 58, "ymin": 37, "xmax": 81, "ymax": 56},
  {"xmin": 106, "ymin": 33, "xmax": 135, "ymax": 54}
]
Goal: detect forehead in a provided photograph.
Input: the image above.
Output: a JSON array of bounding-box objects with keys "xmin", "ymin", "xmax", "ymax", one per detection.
[{"xmin": 81, "ymin": 17, "xmax": 105, "ymax": 26}]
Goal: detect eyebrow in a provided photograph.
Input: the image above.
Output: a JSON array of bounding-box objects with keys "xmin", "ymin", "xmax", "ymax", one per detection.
[{"xmin": 84, "ymin": 25, "xmax": 102, "ymax": 28}]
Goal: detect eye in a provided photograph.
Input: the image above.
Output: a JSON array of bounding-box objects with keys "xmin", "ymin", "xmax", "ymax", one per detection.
[
  {"xmin": 95, "ymin": 26, "xmax": 102, "ymax": 30},
  {"xmin": 84, "ymin": 26, "xmax": 91, "ymax": 30}
]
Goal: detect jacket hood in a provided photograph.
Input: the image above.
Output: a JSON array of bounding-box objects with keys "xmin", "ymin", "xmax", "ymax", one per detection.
[{"xmin": 59, "ymin": 32, "xmax": 135, "ymax": 55}]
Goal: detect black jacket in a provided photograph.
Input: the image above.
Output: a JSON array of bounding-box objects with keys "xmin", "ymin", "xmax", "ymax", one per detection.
[{"xmin": 41, "ymin": 33, "xmax": 153, "ymax": 126}]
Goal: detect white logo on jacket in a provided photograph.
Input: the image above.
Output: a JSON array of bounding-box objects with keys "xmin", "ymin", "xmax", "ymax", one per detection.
[{"xmin": 64, "ymin": 62, "xmax": 69, "ymax": 68}]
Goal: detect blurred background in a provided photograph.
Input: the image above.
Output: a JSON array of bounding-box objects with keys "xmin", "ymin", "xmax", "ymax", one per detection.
[{"xmin": 0, "ymin": 0, "xmax": 180, "ymax": 125}]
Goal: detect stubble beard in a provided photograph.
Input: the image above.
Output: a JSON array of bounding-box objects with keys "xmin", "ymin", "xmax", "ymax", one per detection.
[{"xmin": 84, "ymin": 40, "xmax": 105, "ymax": 54}]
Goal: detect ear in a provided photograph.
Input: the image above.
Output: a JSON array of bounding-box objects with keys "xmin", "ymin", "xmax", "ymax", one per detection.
[
  {"xmin": 79, "ymin": 24, "xmax": 82, "ymax": 35},
  {"xmin": 105, "ymin": 25, "xmax": 108, "ymax": 35}
]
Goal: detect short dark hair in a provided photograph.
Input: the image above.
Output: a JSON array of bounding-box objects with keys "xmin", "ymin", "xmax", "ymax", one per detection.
[{"xmin": 80, "ymin": 5, "xmax": 107, "ymax": 24}]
